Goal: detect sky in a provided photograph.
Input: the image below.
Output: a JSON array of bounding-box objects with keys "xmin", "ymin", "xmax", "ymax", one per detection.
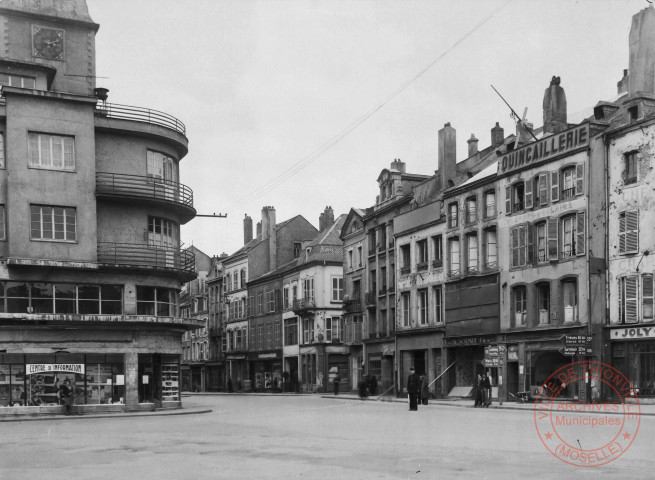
[{"xmin": 86, "ymin": 0, "xmax": 649, "ymax": 257}]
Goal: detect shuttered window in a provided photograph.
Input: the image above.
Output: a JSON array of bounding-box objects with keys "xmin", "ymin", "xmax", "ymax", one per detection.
[
  {"xmin": 643, "ymin": 274, "xmax": 654, "ymax": 320},
  {"xmin": 575, "ymin": 163, "xmax": 585, "ymax": 196},
  {"xmin": 538, "ymin": 173, "xmax": 549, "ymax": 206},
  {"xmin": 550, "ymin": 171, "xmax": 560, "ymax": 202},
  {"xmin": 620, "ymin": 275, "xmax": 638, "ymax": 324},
  {"xmin": 511, "ymin": 225, "xmax": 527, "ymax": 268},
  {"xmin": 619, "ymin": 210, "xmax": 639, "ymax": 254},
  {"xmin": 547, "ymin": 217, "xmax": 558, "ymax": 260}
]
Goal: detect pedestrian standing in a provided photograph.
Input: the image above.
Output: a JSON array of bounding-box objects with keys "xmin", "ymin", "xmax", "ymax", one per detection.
[
  {"xmin": 474, "ymin": 374, "xmax": 482, "ymax": 407},
  {"xmin": 59, "ymin": 379, "xmax": 73, "ymax": 415},
  {"xmin": 482, "ymin": 373, "xmax": 492, "ymax": 408},
  {"xmin": 333, "ymin": 372, "xmax": 341, "ymax": 396},
  {"xmin": 407, "ymin": 367, "xmax": 419, "ymax": 411},
  {"xmin": 420, "ymin": 374, "xmax": 429, "ymax": 405}
]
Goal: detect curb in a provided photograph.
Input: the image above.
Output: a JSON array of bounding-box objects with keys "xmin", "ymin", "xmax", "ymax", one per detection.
[{"xmin": 0, "ymin": 408, "xmax": 213, "ymax": 423}]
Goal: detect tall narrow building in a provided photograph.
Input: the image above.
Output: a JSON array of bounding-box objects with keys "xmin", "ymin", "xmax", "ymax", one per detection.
[{"xmin": 0, "ymin": 0, "xmax": 199, "ymax": 413}]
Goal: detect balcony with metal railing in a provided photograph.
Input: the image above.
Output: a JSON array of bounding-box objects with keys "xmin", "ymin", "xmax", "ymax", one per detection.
[
  {"xmin": 95, "ymin": 102, "xmax": 186, "ymax": 135},
  {"xmin": 292, "ymin": 297, "xmax": 316, "ymax": 315},
  {"xmin": 96, "ymin": 172, "xmax": 196, "ymax": 223},
  {"xmin": 97, "ymin": 242, "xmax": 196, "ymax": 281},
  {"xmin": 344, "ymin": 297, "xmax": 363, "ymax": 313}
]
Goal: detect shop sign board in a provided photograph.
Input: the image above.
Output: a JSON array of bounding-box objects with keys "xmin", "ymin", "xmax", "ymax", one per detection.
[
  {"xmin": 484, "ymin": 345, "xmax": 507, "ymax": 357},
  {"xmin": 610, "ymin": 326, "xmax": 655, "ymax": 340},
  {"xmin": 560, "ymin": 345, "xmax": 593, "ymax": 356},
  {"xmin": 27, "ymin": 364, "xmax": 85, "ymax": 375},
  {"xmin": 561, "ymin": 335, "xmax": 593, "ymax": 345}
]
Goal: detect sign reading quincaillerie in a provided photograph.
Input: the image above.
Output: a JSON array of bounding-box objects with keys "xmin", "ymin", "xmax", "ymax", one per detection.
[
  {"xmin": 499, "ymin": 123, "xmax": 589, "ymax": 174},
  {"xmin": 26, "ymin": 364, "xmax": 85, "ymax": 375}
]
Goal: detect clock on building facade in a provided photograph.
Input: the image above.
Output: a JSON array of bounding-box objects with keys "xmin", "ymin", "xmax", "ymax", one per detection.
[{"xmin": 32, "ymin": 25, "xmax": 65, "ymax": 60}]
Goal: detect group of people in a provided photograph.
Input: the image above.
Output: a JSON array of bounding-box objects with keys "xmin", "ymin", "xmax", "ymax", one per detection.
[
  {"xmin": 473, "ymin": 373, "xmax": 492, "ymax": 408},
  {"xmin": 406, "ymin": 367, "xmax": 430, "ymax": 411},
  {"xmin": 356, "ymin": 373, "xmax": 379, "ymax": 400}
]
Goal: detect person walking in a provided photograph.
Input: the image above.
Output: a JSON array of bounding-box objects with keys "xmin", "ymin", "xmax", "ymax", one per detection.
[
  {"xmin": 407, "ymin": 367, "xmax": 420, "ymax": 411},
  {"xmin": 420, "ymin": 374, "xmax": 429, "ymax": 406}
]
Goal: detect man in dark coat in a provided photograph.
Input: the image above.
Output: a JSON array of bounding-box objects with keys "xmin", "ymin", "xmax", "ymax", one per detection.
[{"xmin": 407, "ymin": 367, "xmax": 420, "ymax": 411}]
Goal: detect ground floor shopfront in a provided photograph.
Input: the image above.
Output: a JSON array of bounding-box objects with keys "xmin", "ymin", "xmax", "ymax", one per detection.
[
  {"xmin": 249, "ymin": 351, "xmax": 282, "ymax": 392},
  {"xmin": 607, "ymin": 325, "xmax": 655, "ymax": 401},
  {"xmin": 298, "ymin": 344, "xmax": 349, "ymax": 393},
  {"xmin": 397, "ymin": 330, "xmax": 444, "ymax": 398},
  {"xmin": 362, "ymin": 340, "xmax": 394, "ymax": 396},
  {"xmin": 443, "ymin": 335, "xmax": 496, "ymax": 398}
]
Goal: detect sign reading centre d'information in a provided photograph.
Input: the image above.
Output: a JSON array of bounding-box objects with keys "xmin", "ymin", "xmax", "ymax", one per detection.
[
  {"xmin": 499, "ymin": 123, "xmax": 589, "ymax": 174},
  {"xmin": 27, "ymin": 364, "xmax": 85, "ymax": 375}
]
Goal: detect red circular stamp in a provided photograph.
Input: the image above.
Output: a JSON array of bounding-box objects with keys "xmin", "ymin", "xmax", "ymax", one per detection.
[{"xmin": 533, "ymin": 361, "xmax": 640, "ymax": 467}]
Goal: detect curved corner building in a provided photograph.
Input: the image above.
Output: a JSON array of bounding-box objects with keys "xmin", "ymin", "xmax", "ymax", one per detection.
[{"xmin": 0, "ymin": 0, "xmax": 200, "ymax": 414}]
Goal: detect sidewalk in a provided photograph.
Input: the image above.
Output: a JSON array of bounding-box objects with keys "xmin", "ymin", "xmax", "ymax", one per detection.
[
  {"xmin": 0, "ymin": 405, "xmax": 212, "ymax": 423},
  {"xmin": 320, "ymin": 393, "xmax": 655, "ymax": 416}
]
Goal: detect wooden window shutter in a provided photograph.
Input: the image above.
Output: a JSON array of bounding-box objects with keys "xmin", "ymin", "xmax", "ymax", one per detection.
[
  {"xmin": 519, "ymin": 225, "xmax": 527, "ymax": 266},
  {"xmin": 576, "ymin": 211, "xmax": 586, "ymax": 256},
  {"xmin": 547, "ymin": 217, "xmax": 558, "ymax": 261},
  {"xmin": 625, "ymin": 275, "xmax": 638, "ymax": 324},
  {"xmin": 643, "ymin": 274, "xmax": 654, "ymax": 320},
  {"xmin": 525, "ymin": 180, "xmax": 533, "ymax": 209},
  {"xmin": 539, "ymin": 173, "xmax": 549, "ymax": 205},
  {"xmin": 510, "ymin": 229, "xmax": 517, "ymax": 266},
  {"xmin": 625, "ymin": 210, "xmax": 639, "ymax": 253},
  {"xmin": 550, "ymin": 171, "xmax": 560, "ymax": 202},
  {"xmin": 575, "ymin": 163, "xmax": 585, "ymax": 196},
  {"xmin": 619, "ymin": 213, "xmax": 627, "ymax": 253},
  {"xmin": 527, "ymin": 223, "xmax": 535, "ymax": 265},
  {"xmin": 505, "ymin": 186, "xmax": 511, "ymax": 215}
]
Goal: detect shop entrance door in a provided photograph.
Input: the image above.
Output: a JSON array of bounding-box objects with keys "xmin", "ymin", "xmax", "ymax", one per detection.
[{"xmin": 507, "ymin": 362, "xmax": 519, "ymax": 401}]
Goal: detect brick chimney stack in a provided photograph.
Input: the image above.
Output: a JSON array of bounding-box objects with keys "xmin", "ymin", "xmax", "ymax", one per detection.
[
  {"xmin": 261, "ymin": 206, "xmax": 277, "ymax": 270},
  {"xmin": 491, "ymin": 122, "xmax": 504, "ymax": 148},
  {"xmin": 390, "ymin": 159, "xmax": 406, "ymax": 173},
  {"xmin": 617, "ymin": 69, "xmax": 629, "ymax": 95},
  {"xmin": 467, "ymin": 134, "xmax": 479, "ymax": 157},
  {"xmin": 438, "ymin": 122, "xmax": 456, "ymax": 190},
  {"xmin": 243, "ymin": 214, "xmax": 253, "ymax": 245},
  {"xmin": 543, "ymin": 76, "xmax": 567, "ymax": 134},
  {"xmin": 629, "ymin": 5, "xmax": 655, "ymax": 95},
  {"xmin": 256, "ymin": 222, "xmax": 262, "ymax": 239}
]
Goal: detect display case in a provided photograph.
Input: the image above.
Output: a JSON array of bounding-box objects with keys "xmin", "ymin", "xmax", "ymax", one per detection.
[{"xmin": 161, "ymin": 363, "xmax": 179, "ymax": 401}]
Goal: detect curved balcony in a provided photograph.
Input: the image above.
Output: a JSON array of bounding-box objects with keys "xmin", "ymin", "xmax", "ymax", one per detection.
[
  {"xmin": 97, "ymin": 242, "xmax": 196, "ymax": 282},
  {"xmin": 95, "ymin": 102, "xmax": 186, "ymax": 136},
  {"xmin": 96, "ymin": 172, "xmax": 196, "ymax": 224}
]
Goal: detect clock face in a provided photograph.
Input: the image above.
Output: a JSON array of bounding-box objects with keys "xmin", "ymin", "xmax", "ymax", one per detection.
[{"xmin": 32, "ymin": 25, "xmax": 65, "ymax": 60}]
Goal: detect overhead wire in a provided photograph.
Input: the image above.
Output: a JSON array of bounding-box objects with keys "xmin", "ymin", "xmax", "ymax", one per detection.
[{"xmin": 225, "ymin": 0, "xmax": 512, "ymax": 213}]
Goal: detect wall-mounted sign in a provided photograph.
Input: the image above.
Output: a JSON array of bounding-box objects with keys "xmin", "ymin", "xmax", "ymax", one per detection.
[
  {"xmin": 27, "ymin": 364, "xmax": 84, "ymax": 375},
  {"xmin": 611, "ymin": 326, "xmax": 655, "ymax": 340},
  {"xmin": 445, "ymin": 336, "xmax": 495, "ymax": 347},
  {"xmin": 499, "ymin": 123, "xmax": 589, "ymax": 174}
]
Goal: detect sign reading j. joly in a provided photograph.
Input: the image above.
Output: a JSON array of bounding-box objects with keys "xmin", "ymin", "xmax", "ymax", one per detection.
[
  {"xmin": 27, "ymin": 364, "xmax": 85, "ymax": 375},
  {"xmin": 499, "ymin": 123, "xmax": 589, "ymax": 174}
]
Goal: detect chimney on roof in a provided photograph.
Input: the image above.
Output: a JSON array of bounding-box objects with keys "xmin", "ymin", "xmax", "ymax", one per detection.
[
  {"xmin": 243, "ymin": 214, "xmax": 253, "ymax": 245},
  {"xmin": 617, "ymin": 69, "xmax": 629, "ymax": 95},
  {"xmin": 438, "ymin": 123, "xmax": 456, "ymax": 190},
  {"xmin": 467, "ymin": 134, "xmax": 479, "ymax": 157},
  {"xmin": 491, "ymin": 122, "xmax": 504, "ymax": 148},
  {"xmin": 628, "ymin": 5, "xmax": 655, "ymax": 95},
  {"xmin": 256, "ymin": 221, "xmax": 262, "ymax": 238},
  {"xmin": 390, "ymin": 158, "xmax": 406, "ymax": 173},
  {"xmin": 323, "ymin": 206, "xmax": 334, "ymax": 230},
  {"xmin": 543, "ymin": 76, "xmax": 567, "ymax": 134},
  {"xmin": 261, "ymin": 206, "xmax": 277, "ymax": 270}
]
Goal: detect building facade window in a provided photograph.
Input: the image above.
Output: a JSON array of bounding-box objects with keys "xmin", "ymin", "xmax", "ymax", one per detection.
[
  {"xmin": 432, "ymin": 234, "xmax": 443, "ymax": 267},
  {"xmin": 293, "ymin": 242, "xmax": 301, "ymax": 258},
  {"xmin": 400, "ymin": 244, "xmax": 411, "ymax": 274},
  {"xmin": 513, "ymin": 285, "xmax": 527, "ymax": 326},
  {"xmin": 534, "ymin": 173, "xmax": 549, "ymax": 206},
  {"xmin": 562, "ymin": 279, "xmax": 578, "ymax": 323},
  {"xmin": 146, "ymin": 150, "xmax": 177, "ymax": 182},
  {"xmin": 418, "ymin": 289, "xmax": 428, "ymax": 325},
  {"xmin": 357, "ymin": 245, "xmax": 363, "ymax": 267},
  {"xmin": 561, "ymin": 167, "xmax": 575, "ymax": 199},
  {"xmin": 535, "ymin": 222, "xmax": 547, "ymax": 263},
  {"xmin": 561, "ymin": 215, "xmax": 577, "ymax": 258},
  {"xmin": 401, "ymin": 292, "xmax": 410, "ymax": 327},
  {"xmin": 0, "ymin": 134, "xmax": 4, "ymax": 169},
  {"xmin": 284, "ymin": 318, "xmax": 298, "ymax": 345},
  {"xmin": 147, "ymin": 216, "xmax": 177, "ymax": 248},
  {"xmin": 30, "ymin": 205, "xmax": 76, "ymax": 241},
  {"xmin": 466, "ymin": 196, "xmax": 477, "ymax": 224},
  {"xmin": 643, "ymin": 274, "xmax": 654, "ymax": 321},
  {"xmin": 623, "ymin": 151, "xmax": 638, "ymax": 185},
  {"xmin": 303, "ymin": 318, "xmax": 313, "ymax": 344},
  {"xmin": 484, "ymin": 229, "xmax": 497, "ymax": 270},
  {"xmin": 512, "ymin": 182, "xmax": 525, "ymax": 213},
  {"xmin": 448, "ymin": 237, "xmax": 460, "ymax": 276},
  {"xmin": 449, "ymin": 202, "xmax": 458, "ymax": 228},
  {"xmin": 484, "ymin": 190, "xmax": 496, "ymax": 218},
  {"xmin": 0, "ymin": 205, "xmax": 5, "ymax": 240},
  {"xmin": 466, "ymin": 233, "xmax": 478, "ymax": 273},
  {"xmin": 619, "ymin": 210, "xmax": 639, "ymax": 254},
  {"xmin": 332, "ymin": 276, "xmax": 343, "ymax": 301},
  {"xmin": 510, "ymin": 225, "xmax": 527, "ymax": 268},
  {"xmin": 416, "ymin": 239, "xmax": 428, "ymax": 270},
  {"xmin": 537, "ymin": 282, "xmax": 550, "ymax": 325},
  {"xmin": 433, "ymin": 285, "xmax": 443, "ymax": 323},
  {"xmin": 283, "ymin": 285, "xmax": 290, "ymax": 309},
  {"xmin": 136, "ymin": 286, "xmax": 174, "ymax": 316},
  {"xmin": 28, "ymin": 133, "xmax": 75, "ymax": 171},
  {"xmin": 326, "ymin": 317, "xmax": 342, "ymax": 342},
  {"xmin": 0, "ymin": 72, "xmax": 36, "ymax": 88},
  {"xmin": 303, "ymin": 277, "xmax": 314, "ymax": 303}
]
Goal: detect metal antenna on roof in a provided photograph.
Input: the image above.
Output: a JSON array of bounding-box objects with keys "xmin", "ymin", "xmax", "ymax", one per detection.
[{"xmin": 490, "ymin": 85, "xmax": 538, "ymax": 142}]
